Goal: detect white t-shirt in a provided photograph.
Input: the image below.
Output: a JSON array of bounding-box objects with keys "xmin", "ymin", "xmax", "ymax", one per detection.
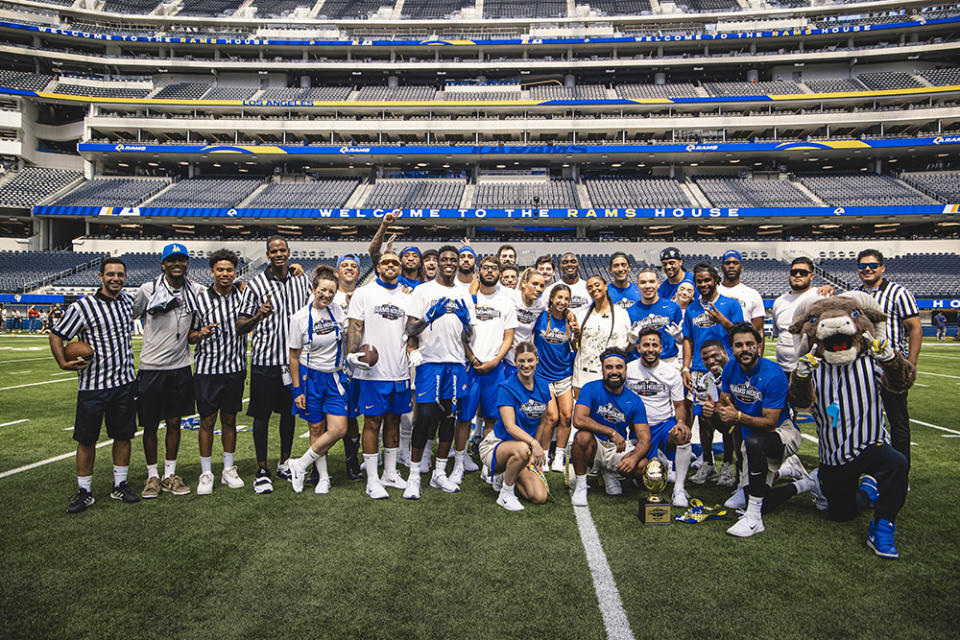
[
  {"xmin": 454, "ymin": 276, "xmax": 474, "ymax": 292},
  {"xmin": 288, "ymin": 301, "xmax": 346, "ymax": 372},
  {"xmin": 542, "ymin": 278, "xmax": 591, "ymax": 322},
  {"xmin": 625, "ymin": 359, "xmax": 685, "ymax": 425},
  {"xmin": 718, "ymin": 282, "xmax": 765, "ymax": 321},
  {"xmin": 408, "ymin": 280, "xmax": 477, "ymax": 364},
  {"xmin": 572, "ymin": 304, "xmax": 632, "ymax": 389},
  {"xmin": 471, "ymin": 285, "xmax": 519, "ymax": 362},
  {"xmin": 347, "ymin": 280, "xmax": 410, "ymax": 381},
  {"xmin": 508, "ymin": 289, "xmax": 547, "ymax": 365},
  {"xmin": 772, "ymin": 287, "xmax": 822, "ymax": 373}
]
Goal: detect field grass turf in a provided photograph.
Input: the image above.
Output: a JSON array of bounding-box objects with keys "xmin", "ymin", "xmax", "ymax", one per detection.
[{"xmin": 1, "ymin": 335, "xmax": 958, "ymax": 639}]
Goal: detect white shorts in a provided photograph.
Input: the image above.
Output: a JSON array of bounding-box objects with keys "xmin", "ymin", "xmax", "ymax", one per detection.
[
  {"xmin": 591, "ymin": 435, "xmax": 634, "ymax": 473},
  {"xmin": 770, "ymin": 419, "xmax": 802, "ymax": 471},
  {"xmin": 548, "ymin": 376, "xmax": 573, "ymax": 397},
  {"xmin": 479, "ymin": 431, "xmax": 503, "ymax": 475},
  {"xmin": 572, "ymin": 365, "xmax": 601, "ymax": 391}
]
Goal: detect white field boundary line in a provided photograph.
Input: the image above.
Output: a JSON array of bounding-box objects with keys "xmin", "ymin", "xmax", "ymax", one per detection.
[
  {"xmin": 1, "ymin": 398, "xmax": 249, "ymax": 479},
  {"xmin": 573, "ymin": 505, "xmax": 636, "ymax": 640},
  {"xmin": 0, "ymin": 378, "xmax": 73, "ymax": 392},
  {"xmin": 0, "ymin": 419, "xmax": 28, "ymax": 428},
  {"xmin": 918, "ymin": 370, "xmax": 960, "ymax": 380},
  {"xmin": 911, "ymin": 419, "xmax": 960, "ymax": 436},
  {"xmin": 0, "ymin": 356, "xmax": 57, "ymax": 364}
]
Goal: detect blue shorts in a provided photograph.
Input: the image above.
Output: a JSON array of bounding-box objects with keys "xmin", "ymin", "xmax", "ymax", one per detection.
[
  {"xmin": 646, "ymin": 418, "xmax": 677, "ymax": 460},
  {"xmin": 502, "ymin": 361, "xmax": 517, "ymax": 381},
  {"xmin": 357, "ymin": 379, "xmax": 412, "ymax": 417},
  {"xmin": 458, "ymin": 363, "xmax": 504, "ymax": 421},
  {"xmin": 295, "ymin": 367, "xmax": 349, "ymax": 423},
  {"xmin": 344, "ymin": 376, "xmax": 361, "ymax": 420},
  {"xmin": 415, "ymin": 362, "xmax": 468, "ymax": 406}
]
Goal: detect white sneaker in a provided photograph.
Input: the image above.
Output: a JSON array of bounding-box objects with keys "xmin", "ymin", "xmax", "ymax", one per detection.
[
  {"xmin": 726, "ymin": 513, "xmax": 764, "ymax": 537},
  {"xmin": 448, "ymin": 464, "xmax": 464, "ymax": 486},
  {"xmin": 550, "ymin": 452, "xmax": 565, "ymax": 473},
  {"xmin": 419, "ymin": 457, "xmax": 431, "ymax": 474},
  {"xmin": 380, "ymin": 473, "xmax": 407, "ymax": 490},
  {"xmin": 288, "ymin": 459, "xmax": 306, "ymax": 494},
  {"xmin": 429, "ymin": 473, "xmax": 460, "ymax": 493},
  {"xmin": 807, "ymin": 469, "xmax": 828, "ymax": 511},
  {"xmin": 690, "ymin": 462, "xmax": 717, "ymax": 484},
  {"xmin": 571, "ymin": 482, "xmax": 589, "ymax": 507},
  {"xmin": 314, "ymin": 478, "xmax": 331, "ymax": 495},
  {"xmin": 715, "ymin": 462, "xmax": 736, "ymax": 487},
  {"xmin": 398, "ymin": 448, "xmax": 411, "ymax": 467},
  {"xmin": 403, "ymin": 474, "xmax": 421, "ymax": 500},
  {"xmin": 497, "ymin": 491, "xmax": 525, "ymax": 512},
  {"xmin": 463, "ymin": 454, "xmax": 480, "ymax": 472},
  {"xmin": 480, "ymin": 465, "xmax": 490, "ymax": 484},
  {"xmin": 668, "ymin": 466, "xmax": 677, "ymax": 484},
  {"xmin": 366, "ymin": 481, "xmax": 389, "ymax": 500},
  {"xmin": 276, "ymin": 460, "xmax": 291, "ymax": 482},
  {"xmin": 491, "ymin": 473, "xmax": 503, "ymax": 492},
  {"xmin": 778, "ymin": 454, "xmax": 806, "ymax": 481},
  {"xmin": 724, "ymin": 488, "xmax": 747, "ymax": 510},
  {"xmin": 601, "ymin": 470, "xmax": 622, "ymax": 496},
  {"xmin": 672, "ymin": 488, "xmax": 690, "ymax": 508},
  {"xmin": 197, "ymin": 471, "xmax": 214, "ymax": 496},
  {"xmin": 221, "ymin": 466, "xmax": 244, "ymax": 489}
]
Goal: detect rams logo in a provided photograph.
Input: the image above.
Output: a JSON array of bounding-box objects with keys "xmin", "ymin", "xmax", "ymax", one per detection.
[
  {"xmin": 596, "ymin": 403, "xmax": 626, "ymax": 425},
  {"xmin": 373, "ymin": 303, "xmax": 404, "ymax": 321}
]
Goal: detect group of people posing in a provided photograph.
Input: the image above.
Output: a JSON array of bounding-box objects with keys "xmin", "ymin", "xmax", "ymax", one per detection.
[{"xmin": 51, "ymin": 212, "xmax": 920, "ymax": 559}]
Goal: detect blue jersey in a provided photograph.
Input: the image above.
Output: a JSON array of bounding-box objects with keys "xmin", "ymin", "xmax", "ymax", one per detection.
[
  {"xmin": 533, "ymin": 311, "xmax": 575, "ymax": 382},
  {"xmin": 575, "ymin": 380, "xmax": 648, "ymax": 442},
  {"xmin": 626, "ymin": 298, "xmax": 683, "ymax": 359},
  {"xmin": 608, "ymin": 283, "xmax": 642, "ymax": 311},
  {"xmin": 658, "ymin": 272, "xmax": 696, "ymax": 303},
  {"xmin": 682, "ymin": 293, "xmax": 744, "ymax": 372},
  {"xmin": 721, "ymin": 357, "xmax": 789, "ymax": 438},
  {"xmin": 398, "ymin": 276, "xmax": 422, "ymax": 290},
  {"xmin": 493, "ymin": 374, "xmax": 552, "ymax": 440}
]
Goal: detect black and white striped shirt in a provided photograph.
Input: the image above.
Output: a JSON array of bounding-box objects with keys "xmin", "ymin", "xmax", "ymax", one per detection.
[
  {"xmin": 238, "ymin": 266, "xmax": 309, "ymax": 367},
  {"xmin": 52, "ymin": 291, "xmax": 136, "ymax": 391},
  {"xmin": 193, "ymin": 284, "xmax": 246, "ymax": 375},
  {"xmin": 857, "ymin": 279, "xmax": 919, "ymax": 357},
  {"xmin": 811, "ymin": 354, "xmax": 888, "ymax": 466}
]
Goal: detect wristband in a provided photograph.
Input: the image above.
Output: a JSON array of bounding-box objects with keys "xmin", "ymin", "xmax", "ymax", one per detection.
[
  {"xmin": 291, "ymin": 385, "xmax": 303, "ymax": 396},
  {"xmin": 737, "ymin": 410, "xmax": 742, "ymax": 424},
  {"xmin": 681, "ymin": 367, "xmax": 691, "ymax": 372}
]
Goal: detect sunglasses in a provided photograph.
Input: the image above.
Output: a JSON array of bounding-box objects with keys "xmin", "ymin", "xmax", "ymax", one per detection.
[
  {"xmin": 857, "ymin": 262, "xmax": 881, "ymax": 271},
  {"xmin": 379, "ymin": 259, "xmax": 400, "ymax": 267},
  {"xmin": 790, "ymin": 269, "xmax": 811, "ymax": 277}
]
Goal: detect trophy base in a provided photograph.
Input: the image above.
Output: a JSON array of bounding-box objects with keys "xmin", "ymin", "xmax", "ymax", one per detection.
[{"xmin": 639, "ymin": 498, "xmax": 672, "ymax": 525}]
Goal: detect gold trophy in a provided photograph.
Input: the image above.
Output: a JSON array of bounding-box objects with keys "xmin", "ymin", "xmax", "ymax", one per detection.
[{"xmin": 639, "ymin": 458, "xmax": 672, "ymax": 525}]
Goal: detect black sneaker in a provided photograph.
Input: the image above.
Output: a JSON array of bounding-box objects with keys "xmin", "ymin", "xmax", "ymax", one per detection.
[
  {"xmin": 67, "ymin": 488, "xmax": 94, "ymax": 514},
  {"xmin": 305, "ymin": 463, "xmax": 320, "ymax": 487},
  {"xmin": 110, "ymin": 481, "xmax": 141, "ymax": 503},
  {"xmin": 344, "ymin": 437, "xmax": 362, "ymax": 481},
  {"xmin": 254, "ymin": 467, "xmax": 273, "ymax": 495}
]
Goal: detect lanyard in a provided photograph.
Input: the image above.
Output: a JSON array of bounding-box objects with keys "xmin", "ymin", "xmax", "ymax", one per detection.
[{"xmin": 307, "ymin": 305, "xmax": 342, "ymax": 370}]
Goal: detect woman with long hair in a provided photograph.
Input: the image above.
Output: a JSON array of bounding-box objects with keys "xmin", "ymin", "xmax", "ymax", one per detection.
[{"xmin": 573, "ymin": 274, "xmax": 631, "ymax": 393}]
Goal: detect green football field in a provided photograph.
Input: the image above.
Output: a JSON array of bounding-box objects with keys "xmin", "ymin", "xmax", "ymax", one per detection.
[{"xmin": 1, "ymin": 334, "xmax": 958, "ymax": 640}]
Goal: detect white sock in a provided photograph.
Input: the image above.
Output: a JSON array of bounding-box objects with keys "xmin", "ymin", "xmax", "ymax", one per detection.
[
  {"xmin": 315, "ymin": 455, "xmax": 328, "ymax": 481},
  {"xmin": 364, "ymin": 453, "xmax": 379, "ymax": 484},
  {"xmin": 435, "ymin": 457, "xmax": 448, "ymax": 475},
  {"xmin": 453, "ymin": 449, "xmax": 465, "ymax": 469},
  {"xmin": 408, "ymin": 462, "xmax": 421, "ymax": 480},
  {"xmin": 674, "ymin": 444, "xmax": 692, "ymax": 494},
  {"xmin": 423, "ymin": 440, "xmax": 433, "ymax": 464},
  {"xmin": 146, "ymin": 464, "xmax": 159, "ymax": 480},
  {"xmin": 77, "ymin": 475, "xmax": 92, "ymax": 491},
  {"xmin": 383, "ymin": 447, "xmax": 399, "ymax": 478},
  {"xmin": 112, "ymin": 465, "xmax": 128, "ymax": 486},
  {"xmin": 500, "ymin": 482, "xmax": 516, "ymax": 498},
  {"xmin": 299, "ymin": 448, "xmax": 320, "ymax": 467},
  {"xmin": 746, "ymin": 495, "xmax": 764, "ymax": 518},
  {"xmin": 575, "ymin": 474, "xmax": 587, "ymax": 489},
  {"xmin": 164, "ymin": 459, "xmax": 177, "ymax": 478},
  {"xmin": 223, "ymin": 451, "xmax": 235, "ymax": 469},
  {"xmin": 200, "ymin": 456, "xmax": 212, "ymax": 474}
]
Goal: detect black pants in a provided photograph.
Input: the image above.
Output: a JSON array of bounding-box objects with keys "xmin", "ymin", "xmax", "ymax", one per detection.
[
  {"xmin": 881, "ymin": 388, "xmax": 910, "ymax": 467},
  {"xmin": 819, "ymin": 443, "xmax": 908, "ymax": 524}
]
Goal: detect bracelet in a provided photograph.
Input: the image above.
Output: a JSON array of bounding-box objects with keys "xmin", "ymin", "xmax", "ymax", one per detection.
[
  {"xmin": 737, "ymin": 410, "xmax": 742, "ymax": 423},
  {"xmin": 681, "ymin": 367, "xmax": 691, "ymax": 372}
]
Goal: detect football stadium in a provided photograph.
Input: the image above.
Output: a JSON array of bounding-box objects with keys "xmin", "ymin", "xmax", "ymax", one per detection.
[{"xmin": 0, "ymin": 0, "xmax": 959, "ymax": 637}]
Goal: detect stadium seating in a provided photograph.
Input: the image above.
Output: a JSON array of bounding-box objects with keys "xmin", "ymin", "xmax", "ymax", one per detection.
[
  {"xmin": 586, "ymin": 177, "xmax": 694, "ymax": 208},
  {"xmin": 900, "ymin": 171, "xmax": 960, "ymax": 203},
  {"xmin": 920, "ymin": 67, "xmax": 960, "ymax": 87},
  {"xmin": 299, "ymin": 87, "xmax": 353, "ymax": 101},
  {"xmin": 483, "ymin": 0, "xmax": 567, "ymax": 19},
  {"xmin": 55, "ymin": 178, "xmax": 171, "ymax": 207},
  {"xmin": 475, "ymin": 180, "xmax": 579, "ymax": 208},
  {"xmin": 804, "ymin": 78, "xmax": 866, "ymax": 93},
  {"xmin": 705, "ymin": 81, "xmax": 803, "ymax": 96},
  {"xmin": 438, "ymin": 90, "xmax": 522, "ymax": 102},
  {"xmin": 53, "ymin": 84, "xmax": 151, "ymax": 99},
  {"xmin": 616, "ymin": 83, "xmax": 699, "ymax": 99},
  {"xmin": 0, "ymin": 250, "xmax": 104, "ymax": 293},
  {"xmin": 695, "ymin": 177, "xmax": 815, "ymax": 208},
  {"xmin": 153, "ymin": 83, "xmax": 210, "ymax": 100},
  {"xmin": 146, "ymin": 178, "xmax": 261, "ymax": 209},
  {"xmin": 258, "ymin": 88, "xmax": 304, "ymax": 101},
  {"xmin": 364, "ymin": 179, "xmax": 466, "ymax": 209},
  {"xmin": 101, "ymin": 0, "xmax": 162, "ymax": 13},
  {"xmin": 0, "ymin": 71, "xmax": 52, "ymax": 91},
  {"xmin": 401, "ymin": 0, "xmax": 474, "ymax": 18},
  {"xmin": 355, "ymin": 86, "xmax": 436, "ymax": 101},
  {"xmin": 673, "ymin": 0, "xmax": 740, "ymax": 12},
  {"xmin": 820, "ymin": 253, "xmax": 960, "ymax": 297},
  {"xmin": 202, "ymin": 87, "xmax": 257, "ymax": 100},
  {"xmin": 0, "ymin": 168, "xmax": 82, "ymax": 208},
  {"xmin": 318, "ymin": 0, "xmax": 392, "ymax": 19},
  {"xmin": 250, "ymin": 0, "xmax": 310, "ymax": 18},
  {"xmin": 177, "ymin": 0, "xmax": 246, "ymax": 17},
  {"xmin": 857, "ymin": 72, "xmax": 922, "ymax": 90},
  {"xmin": 245, "ymin": 179, "xmax": 360, "ymax": 209},
  {"xmin": 581, "ymin": 1, "xmax": 652, "ymax": 16},
  {"xmin": 529, "ymin": 84, "xmax": 607, "ymax": 100},
  {"xmin": 798, "ymin": 174, "xmax": 936, "ymax": 207}
]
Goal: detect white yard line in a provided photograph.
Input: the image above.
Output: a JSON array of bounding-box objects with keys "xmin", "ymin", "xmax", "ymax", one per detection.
[
  {"xmin": 573, "ymin": 505, "xmax": 636, "ymax": 640},
  {"xmin": 918, "ymin": 370, "xmax": 960, "ymax": 380},
  {"xmin": 0, "ymin": 419, "xmax": 28, "ymax": 428},
  {"xmin": 911, "ymin": 418, "xmax": 960, "ymax": 436},
  {"xmin": 801, "ymin": 433, "xmax": 820, "ymax": 445},
  {"xmin": 0, "ymin": 378, "xmax": 73, "ymax": 392},
  {"xmin": 0, "ymin": 356, "xmax": 52, "ymax": 364}
]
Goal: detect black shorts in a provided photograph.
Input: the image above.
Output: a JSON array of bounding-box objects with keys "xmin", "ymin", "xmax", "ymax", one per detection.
[
  {"xmin": 194, "ymin": 371, "xmax": 246, "ymax": 417},
  {"xmin": 247, "ymin": 364, "xmax": 292, "ymax": 420},
  {"xmin": 74, "ymin": 381, "xmax": 137, "ymax": 447},
  {"xmin": 137, "ymin": 366, "xmax": 196, "ymax": 428}
]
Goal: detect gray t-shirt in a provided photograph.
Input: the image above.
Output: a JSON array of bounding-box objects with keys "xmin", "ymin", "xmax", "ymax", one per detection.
[{"xmin": 133, "ymin": 278, "xmax": 196, "ymax": 371}]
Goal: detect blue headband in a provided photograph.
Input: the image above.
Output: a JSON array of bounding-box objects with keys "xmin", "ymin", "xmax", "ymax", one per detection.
[
  {"xmin": 336, "ymin": 254, "xmax": 359, "ymax": 268},
  {"xmin": 400, "ymin": 246, "xmax": 421, "ymax": 258},
  {"xmin": 721, "ymin": 250, "xmax": 743, "ymax": 262},
  {"xmin": 459, "ymin": 246, "xmax": 476, "ymax": 258},
  {"xmin": 601, "ymin": 351, "xmax": 627, "ymax": 364}
]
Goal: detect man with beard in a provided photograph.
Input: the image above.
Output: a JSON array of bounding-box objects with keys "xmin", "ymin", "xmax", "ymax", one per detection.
[
  {"xmin": 626, "ymin": 267, "xmax": 683, "ymax": 368},
  {"xmin": 692, "ymin": 339, "xmax": 734, "ymax": 486},
  {"xmin": 403, "ymin": 245, "xmax": 476, "ymax": 498},
  {"xmin": 453, "ymin": 256, "xmax": 517, "ymax": 486},
  {"xmin": 658, "ymin": 247, "xmax": 696, "ymax": 303},
  {"xmin": 607, "ymin": 252, "xmax": 642, "ymax": 311},
  {"xmin": 346, "ymin": 251, "xmax": 412, "ymax": 499},
  {"xmin": 367, "ymin": 210, "xmax": 424, "ymax": 289},
  {"xmin": 421, "ymin": 249, "xmax": 439, "ymax": 282},
  {"xmin": 626, "ymin": 328, "xmax": 693, "ymax": 507},
  {"xmin": 772, "ymin": 257, "xmax": 826, "ymax": 374},
  {"xmin": 456, "ymin": 246, "xmax": 476, "ymax": 290},
  {"xmin": 543, "ymin": 253, "xmax": 590, "ymax": 322},
  {"xmin": 569, "ymin": 347, "xmax": 651, "ymax": 507},
  {"xmin": 717, "ymin": 250, "xmax": 766, "ymax": 356},
  {"xmin": 496, "ymin": 245, "xmax": 517, "ymax": 268},
  {"xmin": 712, "ymin": 323, "xmax": 813, "ymax": 538}
]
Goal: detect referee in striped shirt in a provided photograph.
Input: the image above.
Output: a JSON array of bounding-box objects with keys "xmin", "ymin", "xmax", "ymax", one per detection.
[
  {"xmin": 855, "ymin": 249, "xmax": 922, "ymax": 467},
  {"xmin": 189, "ymin": 249, "xmax": 247, "ymax": 495},
  {"xmin": 49, "ymin": 257, "xmax": 140, "ymax": 513},
  {"xmin": 237, "ymin": 236, "xmax": 310, "ymax": 494}
]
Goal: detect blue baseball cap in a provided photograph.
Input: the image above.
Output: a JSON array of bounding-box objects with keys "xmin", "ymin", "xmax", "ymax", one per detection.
[
  {"xmin": 161, "ymin": 243, "xmax": 188, "ymax": 262},
  {"xmin": 721, "ymin": 250, "xmax": 743, "ymax": 263},
  {"xmin": 336, "ymin": 254, "xmax": 360, "ymax": 268}
]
